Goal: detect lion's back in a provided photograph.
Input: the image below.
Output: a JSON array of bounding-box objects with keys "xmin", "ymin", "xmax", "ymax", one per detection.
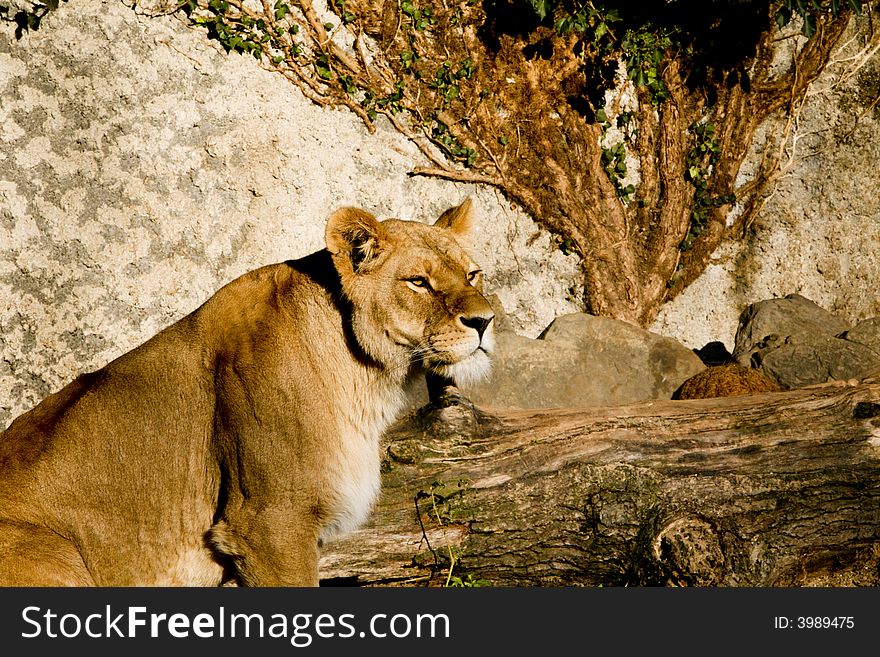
[
  {"xmin": 0, "ymin": 370, "xmax": 103, "ymax": 473},
  {"xmin": 0, "ymin": 314, "xmax": 218, "ymax": 523}
]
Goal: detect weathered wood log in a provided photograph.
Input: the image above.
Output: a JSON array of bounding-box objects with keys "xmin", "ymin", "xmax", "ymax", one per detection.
[{"xmin": 319, "ymin": 378, "xmax": 880, "ymax": 587}]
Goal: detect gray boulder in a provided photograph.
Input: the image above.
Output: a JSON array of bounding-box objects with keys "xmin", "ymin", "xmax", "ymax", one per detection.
[
  {"xmin": 461, "ymin": 313, "xmax": 704, "ymax": 409},
  {"xmin": 733, "ymin": 294, "xmax": 849, "ymax": 365},
  {"xmin": 751, "ymin": 335, "xmax": 880, "ymax": 390},
  {"xmin": 733, "ymin": 296, "xmax": 880, "ymax": 389},
  {"xmin": 841, "ymin": 317, "xmax": 880, "ymax": 355}
]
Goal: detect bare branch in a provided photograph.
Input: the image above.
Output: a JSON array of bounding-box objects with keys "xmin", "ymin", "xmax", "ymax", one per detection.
[{"xmin": 409, "ymin": 167, "xmax": 503, "ymax": 186}]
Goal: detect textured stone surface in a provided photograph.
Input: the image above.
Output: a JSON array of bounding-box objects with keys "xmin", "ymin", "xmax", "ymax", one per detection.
[
  {"xmin": 842, "ymin": 317, "xmax": 880, "ymax": 355},
  {"xmin": 461, "ymin": 313, "xmax": 705, "ymax": 409},
  {"xmin": 750, "ymin": 334, "xmax": 880, "ymax": 390},
  {"xmin": 0, "ymin": 0, "xmax": 583, "ymax": 427},
  {"xmin": 651, "ymin": 16, "xmax": 880, "ymax": 350},
  {"xmin": 733, "ymin": 296, "xmax": 880, "ymax": 389},
  {"xmin": 732, "ymin": 293, "xmax": 850, "ymax": 363}
]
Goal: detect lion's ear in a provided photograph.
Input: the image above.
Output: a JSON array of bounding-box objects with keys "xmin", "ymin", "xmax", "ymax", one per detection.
[
  {"xmin": 326, "ymin": 207, "xmax": 387, "ymax": 275},
  {"xmin": 434, "ymin": 197, "xmax": 475, "ymax": 240}
]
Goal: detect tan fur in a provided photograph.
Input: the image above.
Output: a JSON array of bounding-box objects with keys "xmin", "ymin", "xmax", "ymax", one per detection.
[{"xmin": 0, "ymin": 200, "xmax": 494, "ymax": 586}]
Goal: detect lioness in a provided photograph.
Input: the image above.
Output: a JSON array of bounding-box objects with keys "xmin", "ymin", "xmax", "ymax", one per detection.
[{"xmin": 0, "ymin": 199, "xmax": 494, "ymax": 586}]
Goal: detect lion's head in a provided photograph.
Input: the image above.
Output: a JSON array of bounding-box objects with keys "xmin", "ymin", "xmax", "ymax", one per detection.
[{"xmin": 325, "ymin": 198, "xmax": 495, "ymax": 386}]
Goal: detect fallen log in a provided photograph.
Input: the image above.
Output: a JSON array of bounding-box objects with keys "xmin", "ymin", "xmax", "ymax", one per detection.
[{"xmin": 319, "ymin": 378, "xmax": 880, "ymax": 587}]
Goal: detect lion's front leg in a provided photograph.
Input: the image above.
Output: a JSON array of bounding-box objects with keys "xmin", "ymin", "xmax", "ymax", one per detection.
[{"xmin": 208, "ymin": 504, "xmax": 321, "ymax": 587}]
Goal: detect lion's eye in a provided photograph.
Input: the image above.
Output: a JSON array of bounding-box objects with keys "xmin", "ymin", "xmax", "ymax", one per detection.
[
  {"xmin": 467, "ymin": 270, "xmax": 482, "ymax": 284},
  {"xmin": 405, "ymin": 276, "xmax": 432, "ymax": 292}
]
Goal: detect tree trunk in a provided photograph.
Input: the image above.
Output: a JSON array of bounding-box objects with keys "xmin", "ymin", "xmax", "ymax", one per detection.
[{"xmin": 319, "ymin": 379, "xmax": 880, "ymax": 587}]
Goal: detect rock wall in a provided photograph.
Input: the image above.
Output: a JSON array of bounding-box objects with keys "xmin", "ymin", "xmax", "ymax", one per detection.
[{"xmin": 0, "ymin": 0, "xmax": 582, "ymax": 427}]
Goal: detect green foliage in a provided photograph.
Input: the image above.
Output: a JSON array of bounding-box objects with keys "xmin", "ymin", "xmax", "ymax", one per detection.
[
  {"xmin": 518, "ymin": 0, "xmax": 864, "ymax": 111},
  {"xmin": 559, "ymin": 237, "xmax": 576, "ymax": 255},
  {"xmin": 338, "ymin": 74, "xmax": 357, "ymax": 95},
  {"xmin": 392, "ymin": 3, "xmax": 478, "ymax": 168},
  {"xmin": 432, "ymin": 121, "xmax": 477, "ymax": 166},
  {"xmin": 599, "ymin": 111, "xmax": 637, "ymax": 200},
  {"xmin": 362, "ymin": 82, "xmax": 406, "ymax": 120},
  {"xmin": 401, "ymin": 0, "xmax": 436, "ymax": 31},
  {"xmin": 186, "ymin": 0, "xmax": 268, "ymax": 59},
  {"xmin": 621, "ymin": 27, "xmax": 674, "ymax": 103},
  {"xmin": 428, "ymin": 59, "xmax": 477, "ymax": 106},
  {"xmin": 680, "ymin": 122, "xmax": 735, "ymax": 251},
  {"xmin": 330, "ymin": 0, "xmax": 355, "ymax": 25},
  {"xmin": 400, "ymin": 50, "xmax": 419, "ymax": 72},
  {"xmin": 169, "ymin": 0, "xmax": 483, "ymax": 172},
  {"xmin": 273, "ymin": 0, "xmax": 290, "ymax": 21},
  {"xmin": 601, "ymin": 142, "xmax": 629, "ymax": 193},
  {"xmin": 774, "ymin": 0, "xmax": 862, "ymax": 37},
  {"xmin": 546, "ymin": 2, "xmax": 677, "ymax": 104},
  {"xmin": 314, "ymin": 52, "xmax": 333, "ymax": 80},
  {"xmin": 528, "ymin": 0, "xmax": 553, "ymax": 20},
  {"xmin": 166, "ymin": 0, "xmax": 865, "ymax": 200},
  {"xmin": 555, "ymin": 2, "xmax": 620, "ymax": 56},
  {"xmin": 448, "ymin": 573, "xmax": 492, "ymax": 587}
]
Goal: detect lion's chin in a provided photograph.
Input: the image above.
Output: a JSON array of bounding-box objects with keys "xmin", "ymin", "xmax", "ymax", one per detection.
[{"xmin": 430, "ymin": 348, "xmax": 492, "ymax": 388}]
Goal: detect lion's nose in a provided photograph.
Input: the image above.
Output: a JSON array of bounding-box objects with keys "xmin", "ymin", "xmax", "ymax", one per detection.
[{"xmin": 459, "ymin": 314, "xmax": 494, "ymax": 340}]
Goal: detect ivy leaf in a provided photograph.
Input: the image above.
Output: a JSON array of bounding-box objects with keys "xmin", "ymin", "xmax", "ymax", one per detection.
[
  {"xmin": 528, "ymin": 0, "xmax": 549, "ymax": 20},
  {"xmin": 274, "ymin": 1, "xmax": 290, "ymax": 20},
  {"xmin": 556, "ymin": 17, "xmax": 572, "ymax": 34},
  {"xmin": 314, "ymin": 54, "xmax": 333, "ymax": 80}
]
